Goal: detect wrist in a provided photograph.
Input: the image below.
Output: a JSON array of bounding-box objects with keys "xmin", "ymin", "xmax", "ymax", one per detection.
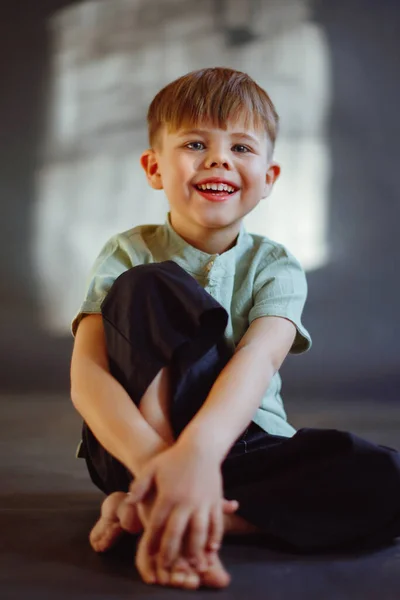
[
  {"xmin": 124, "ymin": 431, "xmax": 169, "ymax": 475},
  {"xmin": 176, "ymin": 427, "xmax": 226, "ymax": 466}
]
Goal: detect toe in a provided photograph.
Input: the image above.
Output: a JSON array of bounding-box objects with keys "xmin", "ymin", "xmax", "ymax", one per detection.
[
  {"xmin": 170, "ymin": 571, "xmax": 186, "ymax": 586},
  {"xmin": 202, "ymin": 555, "xmax": 231, "ymax": 589},
  {"xmin": 169, "ymin": 558, "xmax": 192, "ymax": 588},
  {"xmin": 90, "ymin": 521, "xmax": 124, "ymax": 553},
  {"xmin": 135, "ymin": 535, "xmax": 157, "ymax": 585},
  {"xmin": 101, "ymin": 492, "xmax": 126, "ymax": 520},
  {"xmin": 118, "ymin": 501, "xmax": 142, "ymax": 534},
  {"xmin": 156, "ymin": 567, "xmax": 170, "ymax": 586},
  {"xmin": 182, "ymin": 573, "xmax": 201, "ymax": 590}
]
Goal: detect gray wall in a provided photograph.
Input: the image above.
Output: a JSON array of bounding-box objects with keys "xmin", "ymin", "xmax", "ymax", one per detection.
[
  {"xmin": 0, "ymin": 0, "xmax": 399, "ymax": 399},
  {"xmin": 294, "ymin": 0, "xmax": 400, "ymax": 398}
]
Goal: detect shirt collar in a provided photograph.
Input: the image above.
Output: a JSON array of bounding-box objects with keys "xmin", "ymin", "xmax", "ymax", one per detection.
[{"xmin": 156, "ymin": 213, "xmax": 247, "ymax": 276}]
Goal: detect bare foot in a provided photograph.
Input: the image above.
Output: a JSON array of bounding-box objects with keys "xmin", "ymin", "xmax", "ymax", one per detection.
[
  {"xmin": 166, "ymin": 512, "xmax": 260, "ymax": 590},
  {"xmin": 91, "ymin": 493, "xmax": 257, "ymax": 588},
  {"xmin": 223, "ymin": 511, "xmax": 260, "ymax": 535},
  {"xmin": 89, "ymin": 492, "xmax": 142, "ymax": 552},
  {"xmin": 162, "ymin": 551, "xmax": 231, "ymax": 590},
  {"xmin": 200, "ymin": 551, "xmax": 231, "ymax": 588},
  {"xmin": 136, "ymin": 516, "xmax": 245, "ymax": 590},
  {"xmin": 89, "ymin": 492, "xmax": 202, "ymax": 587},
  {"xmin": 135, "ymin": 509, "xmax": 259, "ymax": 589},
  {"xmin": 136, "ymin": 531, "xmax": 213, "ymax": 589},
  {"xmin": 171, "ymin": 513, "xmax": 259, "ymax": 589},
  {"xmin": 169, "ymin": 512, "xmax": 260, "ymax": 589}
]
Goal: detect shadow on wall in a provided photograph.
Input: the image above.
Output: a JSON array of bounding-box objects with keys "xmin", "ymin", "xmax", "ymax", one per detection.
[{"xmin": 33, "ymin": 0, "xmax": 329, "ymax": 332}]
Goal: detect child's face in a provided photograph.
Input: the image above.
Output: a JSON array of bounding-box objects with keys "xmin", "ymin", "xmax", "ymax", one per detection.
[{"xmin": 141, "ymin": 117, "xmax": 280, "ymax": 240}]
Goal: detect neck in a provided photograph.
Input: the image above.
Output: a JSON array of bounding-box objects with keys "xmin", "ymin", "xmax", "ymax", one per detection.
[{"xmin": 169, "ymin": 214, "xmax": 242, "ymax": 255}]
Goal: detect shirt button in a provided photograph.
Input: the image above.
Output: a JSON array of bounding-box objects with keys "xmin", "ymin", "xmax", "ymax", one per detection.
[{"xmin": 206, "ymin": 260, "xmax": 215, "ymax": 272}]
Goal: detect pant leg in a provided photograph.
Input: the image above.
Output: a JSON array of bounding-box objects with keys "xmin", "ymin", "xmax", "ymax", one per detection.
[
  {"xmin": 81, "ymin": 260, "xmax": 232, "ymax": 494},
  {"xmin": 222, "ymin": 423, "xmax": 400, "ymax": 552}
]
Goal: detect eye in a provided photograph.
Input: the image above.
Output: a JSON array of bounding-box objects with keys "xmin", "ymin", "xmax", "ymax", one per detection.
[
  {"xmin": 233, "ymin": 144, "xmax": 250, "ymax": 153},
  {"xmin": 186, "ymin": 141, "xmax": 205, "ymax": 150}
]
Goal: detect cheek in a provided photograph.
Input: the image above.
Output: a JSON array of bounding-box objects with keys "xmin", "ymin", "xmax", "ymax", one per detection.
[
  {"xmin": 242, "ymin": 167, "xmax": 266, "ymax": 194},
  {"xmin": 163, "ymin": 168, "xmax": 194, "ymax": 200},
  {"xmin": 241, "ymin": 157, "xmax": 263, "ymax": 176},
  {"xmin": 168, "ymin": 157, "xmax": 194, "ymax": 184},
  {"xmin": 247, "ymin": 162, "xmax": 268, "ymax": 194}
]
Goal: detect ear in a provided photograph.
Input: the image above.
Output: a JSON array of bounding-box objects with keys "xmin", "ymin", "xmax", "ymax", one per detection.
[
  {"xmin": 140, "ymin": 149, "xmax": 163, "ymax": 190},
  {"xmin": 262, "ymin": 162, "xmax": 281, "ymax": 199}
]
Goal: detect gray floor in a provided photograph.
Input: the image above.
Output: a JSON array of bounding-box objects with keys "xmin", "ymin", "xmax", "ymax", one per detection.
[{"xmin": 1, "ymin": 394, "xmax": 400, "ymax": 600}]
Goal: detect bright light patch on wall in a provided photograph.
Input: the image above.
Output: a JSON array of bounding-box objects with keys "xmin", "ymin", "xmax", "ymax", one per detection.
[{"xmin": 33, "ymin": 0, "xmax": 331, "ymax": 334}]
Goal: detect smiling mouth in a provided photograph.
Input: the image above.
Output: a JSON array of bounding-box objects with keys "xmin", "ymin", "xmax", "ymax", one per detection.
[{"xmin": 194, "ymin": 183, "xmax": 238, "ymax": 195}]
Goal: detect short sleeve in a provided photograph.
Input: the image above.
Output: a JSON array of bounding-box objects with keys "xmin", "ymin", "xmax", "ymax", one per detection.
[
  {"xmin": 248, "ymin": 245, "xmax": 312, "ymax": 354},
  {"xmin": 71, "ymin": 236, "xmax": 133, "ymax": 336}
]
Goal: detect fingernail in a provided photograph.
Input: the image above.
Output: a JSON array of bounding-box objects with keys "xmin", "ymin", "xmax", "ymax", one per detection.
[
  {"xmin": 210, "ymin": 542, "xmax": 220, "ymax": 550},
  {"xmin": 171, "ymin": 572, "xmax": 185, "ymax": 584},
  {"xmin": 186, "ymin": 574, "xmax": 200, "ymax": 587}
]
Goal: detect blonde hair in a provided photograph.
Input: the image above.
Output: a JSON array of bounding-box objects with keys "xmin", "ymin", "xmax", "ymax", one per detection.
[{"xmin": 147, "ymin": 67, "xmax": 279, "ymax": 150}]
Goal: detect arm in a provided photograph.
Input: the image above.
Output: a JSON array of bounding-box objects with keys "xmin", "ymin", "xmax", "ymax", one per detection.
[
  {"xmin": 70, "ymin": 314, "xmax": 168, "ymax": 475},
  {"xmin": 176, "ymin": 316, "xmax": 297, "ymax": 463},
  {"xmin": 128, "ymin": 316, "xmax": 296, "ymax": 570}
]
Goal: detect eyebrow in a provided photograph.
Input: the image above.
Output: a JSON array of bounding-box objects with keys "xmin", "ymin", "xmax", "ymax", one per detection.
[{"xmin": 177, "ymin": 129, "xmax": 261, "ymax": 145}]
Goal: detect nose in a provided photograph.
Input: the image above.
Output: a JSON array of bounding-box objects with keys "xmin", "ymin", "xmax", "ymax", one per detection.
[{"xmin": 204, "ymin": 147, "xmax": 232, "ymax": 170}]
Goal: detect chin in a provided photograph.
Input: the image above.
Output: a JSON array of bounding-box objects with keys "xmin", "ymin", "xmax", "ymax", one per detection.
[{"xmin": 196, "ymin": 216, "xmax": 240, "ymax": 231}]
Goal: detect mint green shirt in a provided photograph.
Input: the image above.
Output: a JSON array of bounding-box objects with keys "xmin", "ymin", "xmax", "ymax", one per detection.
[{"xmin": 72, "ymin": 216, "xmax": 312, "ymax": 437}]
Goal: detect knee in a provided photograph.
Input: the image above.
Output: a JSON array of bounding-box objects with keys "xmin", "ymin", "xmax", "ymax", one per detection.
[
  {"xmin": 101, "ymin": 261, "xmax": 185, "ymax": 315},
  {"xmin": 111, "ymin": 261, "xmax": 182, "ymax": 293}
]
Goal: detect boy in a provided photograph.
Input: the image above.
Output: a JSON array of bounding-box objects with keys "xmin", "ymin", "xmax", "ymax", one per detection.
[{"xmin": 70, "ymin": 67, "xmax": 400, "ymax": 590}]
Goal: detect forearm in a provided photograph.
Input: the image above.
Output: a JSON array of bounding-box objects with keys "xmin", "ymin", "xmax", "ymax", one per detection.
[
  {"xmin": 71, "ymin": 358, "xmax": 168, "ymax": 475},
  {"xmin": 177, "ymin": 344, "xmax": 274, "ymax": 464}
]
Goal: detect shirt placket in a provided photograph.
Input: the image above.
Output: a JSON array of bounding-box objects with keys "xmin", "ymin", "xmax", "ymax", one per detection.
[{"xmin": 204, "ymin": 256, "xmax": 218, "ymax": 298}]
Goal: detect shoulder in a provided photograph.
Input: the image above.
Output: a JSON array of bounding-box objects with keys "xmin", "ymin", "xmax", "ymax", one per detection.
[
  {"xmin": 71, "ymin": 224, "xmax": 161, "ymax": 336},
  {"xmin": 98, "ymin": 223, "xmax": 160, "ymax": 265},
  {"xmin": 109, "ymin": 223, "xmax": 160, "ymax": 250},
  {"xmin": 242, "ymin": 231, "xmax": 303, "ymax": 272}
]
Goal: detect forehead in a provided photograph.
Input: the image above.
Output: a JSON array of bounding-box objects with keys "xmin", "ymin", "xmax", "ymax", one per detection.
[{"xmin": 164, "ymin": 117, "xmax": 268, "ymax": 142}]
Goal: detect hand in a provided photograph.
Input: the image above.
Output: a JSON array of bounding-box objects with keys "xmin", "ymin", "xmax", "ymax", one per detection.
[
  {"xmin": 130, "ymin": 492, "xmax": 238, "ymax": 586},
  {"xmin": 126, "ymin": 443, "xmax": 227, "ymax": 571}
]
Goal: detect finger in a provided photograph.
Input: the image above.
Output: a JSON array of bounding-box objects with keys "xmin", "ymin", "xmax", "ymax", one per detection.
[
  {"xmin": 222, "ymin": 499, "xmax": 239, "ymax": 514},
  {"xmin": 159, "ymin": 506, "xmax": 191, "ymax": 569},
  {"xmin": 135, "ymin": 530, "xmax": 157, "ymax": 585},
  {"xmin": 172, "ymin": 556, "xmax": 191, "ymax": 574},
  {"xmin": 126, "ymin": 468, "xmax": 156, "ymax": 504},
  {"xmin": 186, "ymin": 510, "xmax": 209, "ymax": 565},
  {"xmin": 207, "ymin": 504, "xmax": 224, "ymax": 552},
  {"xmin": 146, "ymin": 496, "xmax": 174, "ymax": 556}
]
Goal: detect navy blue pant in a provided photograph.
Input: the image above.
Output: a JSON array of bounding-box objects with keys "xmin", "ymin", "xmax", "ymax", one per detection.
[{"xmin": 81, "ymin": 261, "xmax": 400, "ymax": 553}]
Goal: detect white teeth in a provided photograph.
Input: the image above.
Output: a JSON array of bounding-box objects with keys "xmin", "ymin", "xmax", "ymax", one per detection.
[{"xmin": 197, "ymin": 183, "xmax": 236, "ymax": 193}]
